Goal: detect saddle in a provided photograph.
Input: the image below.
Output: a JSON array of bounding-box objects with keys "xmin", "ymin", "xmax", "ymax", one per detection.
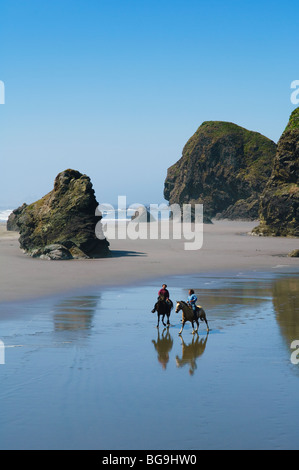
[
  {"xmin": 187, "ymin": 302, "xmax": 202, "ymax": 312},
  {"xmin": 158, "ymin": 295, "xmax": 172, "ymax": 305}
]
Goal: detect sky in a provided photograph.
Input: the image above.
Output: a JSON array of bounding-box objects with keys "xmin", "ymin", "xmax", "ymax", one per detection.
[{"xmin": 0, "ymin": 0, "xmax": 298, "ymax": 209}]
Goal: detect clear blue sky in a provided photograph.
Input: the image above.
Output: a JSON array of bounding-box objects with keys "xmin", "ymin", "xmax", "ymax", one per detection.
[{"xmin": 0, "ymin": 0, "xmax": 298, "ymax": 208}]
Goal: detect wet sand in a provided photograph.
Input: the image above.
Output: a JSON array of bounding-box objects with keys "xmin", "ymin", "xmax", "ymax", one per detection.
[
  {"xmin": 0, "ymin": 220, "xmax": 298, "ymax": 450},
  {"xmin": 0, "ymin": 221, "xmax": 298, "ymax": 304},
  {"xmin": 0, "ymin": 273, "xmax": 298, "ymax": 450}
]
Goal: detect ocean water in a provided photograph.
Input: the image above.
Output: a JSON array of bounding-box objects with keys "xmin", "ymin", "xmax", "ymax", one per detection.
[
  {"xmin": 0, "ymin": 206, "xmax": 165, "ymax": 223},
  {"xmin": 0, "ymin": 209, "xmax": 12, "ymax": 222},
  {"xmin": 0, "ymin": 270, "xmax": 298, "ymax": 450}
]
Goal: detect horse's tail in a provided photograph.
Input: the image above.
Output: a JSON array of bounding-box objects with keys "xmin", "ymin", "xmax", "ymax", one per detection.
[
  {"xmin": 197, "ymin": 307, "xmax": 206, "ymax": 321},
  {"xmin": 198, "ymin": 308, "xmax": 209, "ymax": 331}
]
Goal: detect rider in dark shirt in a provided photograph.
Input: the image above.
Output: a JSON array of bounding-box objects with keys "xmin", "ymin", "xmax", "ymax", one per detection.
[{"xmin": 158, "ymin": 284, "xmax": 170, "ymax": 300}]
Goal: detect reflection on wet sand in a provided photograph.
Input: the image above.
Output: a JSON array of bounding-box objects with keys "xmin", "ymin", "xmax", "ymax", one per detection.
[
  {"xmin": 182, "ymin": 283, "xmax": 273, "ymax": 309},
  {"xmin": 53, "ymin": 295, "xmax": 101, "ymax": 332},
  {"xmin": 151, "ymin": 328, "xmax": 209, "ymax": 375},
  {"xmin": 2, "ymin": 274, "xmax": 299, "ymax": 450},
  {"xmin": 273, "ymin": 278, "xmax": 299, "ymax": 348},
  {"xmin": 176, "ymin": 334, "xmax": 209, "ymax": 375},
  {"xmin": 180, "ymin": 282, "xmax": 272, "ymax": 325},
  {"xmin": 152, "ymin": 328, "xmax": 173, "ymax": 370}
]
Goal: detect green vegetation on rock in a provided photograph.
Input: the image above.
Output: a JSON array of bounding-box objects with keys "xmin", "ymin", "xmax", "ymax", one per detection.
[
  {"xmin": 284, "ymin": 107, "xmax": 299, "ymax": 132},
  {"xmin": 164, "ymin": 121, "xmax": 277, "ymax": 220},
  {"xmin": 253, "ymin": 108, "xmax": 299, "ymax": 237},
  {"xmin": 15, "ymin": 169, "xmax": 110, "ymax": 259}
]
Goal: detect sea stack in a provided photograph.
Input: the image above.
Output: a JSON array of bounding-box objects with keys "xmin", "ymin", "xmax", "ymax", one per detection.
[
  {"xmin": 253, "ymin": 108, "xmax": 299, "ymax": 237},
  {"xmin": 164, "ymin": 121, "xmax": 277, "ymax": 220},
  {"xmin": 14, "ymin": 169, "xmax": 110, "ymax": 259},
  {"xmin": 7, "ymin": 203, "xmax": 28, "ymax": 231}
]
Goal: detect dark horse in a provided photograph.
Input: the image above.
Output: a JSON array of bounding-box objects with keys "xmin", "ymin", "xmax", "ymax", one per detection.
[{"xmin": 152, "ymin": 296, "xmax": 174, "ymax": 328}]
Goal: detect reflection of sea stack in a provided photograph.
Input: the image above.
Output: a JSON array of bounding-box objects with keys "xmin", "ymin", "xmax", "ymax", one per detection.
[
  {"xmin": 54, "ymin": 296, "xmax": 99, "ymax": 331},
  {"xmin": 272, "ymin": 278, "xmax": 299, "ymax": 350},
  {"xmin": 13, "ymin": 169, "xmax": 110, "ymax": 260}
]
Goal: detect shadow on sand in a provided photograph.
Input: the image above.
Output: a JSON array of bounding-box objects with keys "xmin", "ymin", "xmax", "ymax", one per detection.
[{"xmin": 109, "ymin": 250, "xmax": 147, "ymax": 258}]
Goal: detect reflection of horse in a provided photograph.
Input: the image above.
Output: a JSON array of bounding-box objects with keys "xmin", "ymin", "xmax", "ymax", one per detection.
[
  {"xmin": 152, "ymin": 296, "xmax": 174, "ymax": 328},
  {"xmin": 175, "ymin": 301, "xmax": 209, "ymax": 335},
  {"xmin": 176, "ymin": 334, "xmax": 209, "ymax": 375},
  {"xmin": 152, "ymin": 328, "xmax": 173, "ymax": 370}
]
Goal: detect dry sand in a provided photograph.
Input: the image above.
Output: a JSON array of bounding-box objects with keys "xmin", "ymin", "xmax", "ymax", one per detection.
[{"xmin": 0, "ymin": 221, "xmax": 298, "ymax": 304}]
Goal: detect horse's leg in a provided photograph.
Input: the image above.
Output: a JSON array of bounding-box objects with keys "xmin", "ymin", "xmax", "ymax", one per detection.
[
  {"xmin": 166, "ymin": 307, "xmax": 170, "ymax": 326},
  {"xmin": 179, "ymin": 321, "xmax": 186, "ymax": 335},
  {"xmin": 200, "ymin": 309, "xmax": 209, "ymax": 332},
  {"xmin": 202, "ymin": 313, "xmax": 209, "ymax": 332},
  {"xmin": 194, "ymin": 319, "xmax": 199, "ymax": 333},
  {"xmin": 162, "ymin": 314, "xmax": 166, "ymax": 327},
  {"xmin": 157, "ymin": 314, "xmax": 160, "ymax": 328}
]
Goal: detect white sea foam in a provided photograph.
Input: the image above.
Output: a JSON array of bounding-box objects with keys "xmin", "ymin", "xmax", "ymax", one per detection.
[{"xmin": 0, "ymin": 209, "xmax": 13, "ymax": 222}]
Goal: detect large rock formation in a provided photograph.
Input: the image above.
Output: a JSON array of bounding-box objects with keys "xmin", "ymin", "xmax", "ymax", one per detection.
[
  {"xmin": 14, "ymin": 169, "xmax": 110, "ymax": 259},
  {"xmin": 7, "ymin": 203, "xmax": 27, "ymax": 231},
  {"xmin": 164, "ymin": 121, "xmax": 277, "ymax": 220},
  {"xmin": 253, "ymin": 108, "xmax": 299, "ymax": 237}
]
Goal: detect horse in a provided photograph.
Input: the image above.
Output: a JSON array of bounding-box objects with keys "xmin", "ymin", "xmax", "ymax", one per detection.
[
  {"xmin": 175, "ymin": 301, "xmax": 209, "ymax": 335},
  {"xmin": 151, "ymin": 296, "xmax": 173, "ymax": 328}
]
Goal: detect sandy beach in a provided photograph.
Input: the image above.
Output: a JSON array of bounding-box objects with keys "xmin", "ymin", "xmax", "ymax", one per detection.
[
  {"xmin": 0, "ymin": 220, "xmax": 298, "ymax": 304},
  {"xmin": 0, "ymin": 220, "xmax": 299, "ymax": 451}
]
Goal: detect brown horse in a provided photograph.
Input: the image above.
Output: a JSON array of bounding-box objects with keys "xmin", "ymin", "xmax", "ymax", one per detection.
[
  {"xmin": 152, "ymin": 296, "xmax": 173, "ymax": 328},
  {"xmin": 175, "ymin": 301, "xmax": 209, "ymax": 335}
]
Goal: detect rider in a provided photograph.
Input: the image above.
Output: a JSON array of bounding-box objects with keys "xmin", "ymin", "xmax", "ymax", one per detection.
[
  {"xmin": 158, "ymin": 284, "xmax": 171, "ymax": 305},
  {"xmin": 158, "ymin": 284, "xmax": 169, "ymax": 300},
  {"xmin": 187, "ymin": 289, "xmax": 198, "ymax": 319}
]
